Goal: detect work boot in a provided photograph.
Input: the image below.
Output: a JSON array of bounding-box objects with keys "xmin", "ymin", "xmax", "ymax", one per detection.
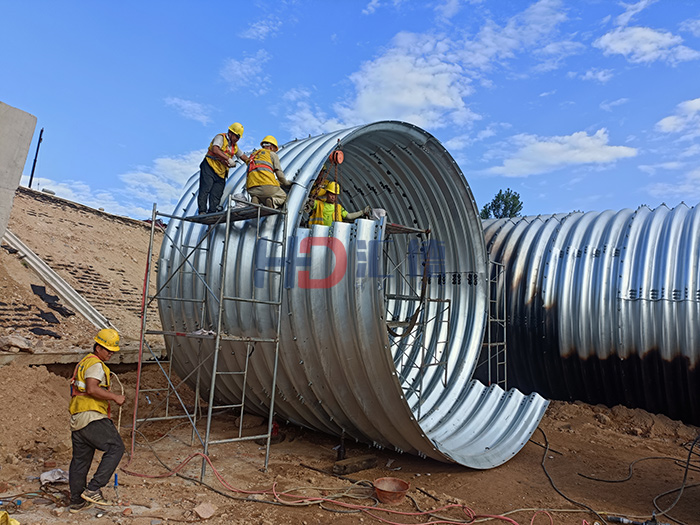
[
  {"xmin": 81, "ymin": 488, "xmax": 114, "ymax": 506},
  {"xmin": 264, "ymin": 197, "xmax": 274, "ymax": 208},
  {"xmin": 69, "ymin": 500, "xmax": 94, "ymax": 513}
]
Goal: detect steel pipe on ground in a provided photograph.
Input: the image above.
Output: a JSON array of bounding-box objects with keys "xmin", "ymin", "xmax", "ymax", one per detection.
[
  {"xmin": 480, "ymin": 204, "xmax": 700, "ymax": 424},
  {"xmin": 158, "ymin": 121, "xmax": 548, "ymax": 469}
]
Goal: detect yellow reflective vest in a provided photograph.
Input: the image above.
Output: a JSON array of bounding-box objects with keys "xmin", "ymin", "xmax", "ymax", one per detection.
[
  {"xmin": 309, "ymin": 200, "xmax": 347, "ymax": 227},
  {"xmin": 205, "ymin": 133, "xmax": 239, "ymax": 178},
  {"xmin": 246, "ymin": 148, "xmax": 279, "ymax": 188},
  {"xmin": 69, "ymin": 354, "xmax": 111, "ymax": 416}
]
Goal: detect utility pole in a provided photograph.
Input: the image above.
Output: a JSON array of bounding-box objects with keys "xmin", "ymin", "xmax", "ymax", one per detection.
[{"xmin": 28, "ymin": 127, "xmax": 44, "ymax": 189}]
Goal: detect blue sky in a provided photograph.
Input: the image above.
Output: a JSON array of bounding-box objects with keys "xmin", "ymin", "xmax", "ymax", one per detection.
[{"xmin": 2, "ymin": 0, "xmax": 699, "ymax": 219}]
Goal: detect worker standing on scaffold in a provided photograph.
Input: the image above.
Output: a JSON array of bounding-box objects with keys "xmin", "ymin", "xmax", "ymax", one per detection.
[{"xmin": 198, "ymin": 122, "xmax": 250, "ymax": 214}]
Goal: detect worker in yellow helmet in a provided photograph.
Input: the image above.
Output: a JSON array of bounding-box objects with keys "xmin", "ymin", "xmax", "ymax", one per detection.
[
  {"xmin": 306, "ymin": 181, "xmax": 371, "ymax": 227},
  {"xmin": 246, "ymin": 135, "xmax": 292, "ymax": 209},
  {"xmin": 68, "ymin": 328, "xmax": 126, "ymax": 513},
  {"xmin": 198, "ymin": 123, "xmax": 250, "ymax": 214}
]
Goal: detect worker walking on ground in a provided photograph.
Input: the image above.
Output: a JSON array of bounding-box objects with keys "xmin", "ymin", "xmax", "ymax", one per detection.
[
  {"xmin": 306, "ymin": 181, "xmax": 371, "ymax": 227},
  {"xmin": 198, "ymin": 123, "xmax": 250, "ymax": 214},
  {"xmin": 68, "ymin": 328, "xmax": 126, "ymax": 513},
  {"xmin": 246, "ymin": 135, "xmax": 291, "ymax": 209}
]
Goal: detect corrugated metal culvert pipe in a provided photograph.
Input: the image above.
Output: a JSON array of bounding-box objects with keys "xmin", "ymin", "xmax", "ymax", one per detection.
[
  {"xmin": 479, "ymin": 204, "xmax": 700, "ymax": 424},
  {"xmin": 158, "ymin": 121, "xmax": 548, "ymax": 469}
]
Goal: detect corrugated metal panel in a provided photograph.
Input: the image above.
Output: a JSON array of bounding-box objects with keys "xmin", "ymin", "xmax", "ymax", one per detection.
[
  {"xmin": 158, "ymin": 121, "xmax": 548, "ymax": 469},
  {"xmin": 481, "ymin": 204, "xmax": 700, "ymax": 424}
]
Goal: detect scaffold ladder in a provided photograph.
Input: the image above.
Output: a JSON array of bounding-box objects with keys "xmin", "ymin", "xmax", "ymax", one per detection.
[{"xmin": 130, "ymin": 194, "xmax": 287, "ymax": 478}]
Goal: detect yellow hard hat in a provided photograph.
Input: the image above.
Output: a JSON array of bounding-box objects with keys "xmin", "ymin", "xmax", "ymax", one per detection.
[
  {"xmin": 326, "ymin": 181, "xmax": 341, "ymax": 195},
  {"xmin": 260, "ymin": 135, "xmax": 278, "ymax": 150},
  {"xmin": 228, "ymin": 122, "xmax": 244, "ymax": 137},
  {"xmin": 94, "ymin": 328, "xmax": 120, "ymax": 352}
]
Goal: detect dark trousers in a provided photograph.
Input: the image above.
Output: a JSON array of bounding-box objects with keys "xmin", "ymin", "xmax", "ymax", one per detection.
[
  {"xmin": 69, "ymin": 418, "xmax": 125, "ymax": 504},
  {"xmin": 198, "ymin": 160, "xmax": 225, "ymax": 214}
]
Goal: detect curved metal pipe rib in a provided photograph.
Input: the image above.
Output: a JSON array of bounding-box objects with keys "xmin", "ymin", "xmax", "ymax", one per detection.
[
  {"xmin": 481, "ymin": 203, "xmax": 700, "ymax": 424},
  {"xmin": 158, "ymin": 121, "xmax": 548, "ymax": 469}
]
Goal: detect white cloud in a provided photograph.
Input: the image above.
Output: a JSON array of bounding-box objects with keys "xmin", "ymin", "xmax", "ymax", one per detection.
[
  {"xmin": 646, "ymin": 168, "xmax": 700, "ymax": 202},
  {"xmin": 362, "ymin": 0, "xmax": 407, "ymax": 15},
  {"xmin": 593, "ymin": 26, "xmax": 700, "ymax": 64},
  {"xmin": 444, "ymin": 122, "xmax": 507, "ymax": 150},
  {"xmin": 487, "ymin": 128, "xmax": 637, "ymax": 177},
  {"xmin": 284, "ymin": 91, "xmax": 345, "ymax": 139},
  {"xmin": 20, "ymin": 150, "xmax": 205, "ymax": 219},
  {"xmin": 460, "ymin": 0, "xmax": 568, "ymax": 70},
  {"xmin": 533, "ymin": 40, "xmax": 586, "ymax": 71},
  {"xmin": 164, "ymin": 97, "xmax": 211, "ymax": 125},
  {"xmin": 334, "ymin": 32, "xmax": 479, "ymax": 129},
  {"xmin": 238, "ymin": 18, "xmax": 283, "ymax": 40},
  {"xmin": 313, "ymin": 0, "xmax": 569, "ymax": 134},
  {"xmin": 680, "ymin": 18, "xmax": 700, "ymax": 37},
  {"xmin": 638, "ymin": 161, "xmax": 684, "ymax": 175},
  {"xmin": 580, "ymin": 68, "xmax": 614, "ymax": 83},
  {"xmin": 600, "ymin": 98, "xmax": 629, "ymax": 112},
  {"xmin": 655, "ymin": 97, "xmax": 700, "ymax": 136},
  {"xmin": 681, "ymin": 143, "xmax": 700, "ymax": 158},
  {"xmin": 220, "ymin": 50, "xmax": 272, "ymax": 95},
  {"xmin": 435, "ymin": 0, "xmax": 462, "ymax": 19},
  {"xmin": 615, "ymin": 0, "xmax": 658, "ymax": 27}
]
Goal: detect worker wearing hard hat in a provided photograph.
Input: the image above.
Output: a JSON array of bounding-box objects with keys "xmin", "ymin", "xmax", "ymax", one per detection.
[
  {"xmin": 246, "ymin": 135, "xmax": 292, "ymax": 209},
  {"xmin": 198, "ymin": 123, "xmax": 250, "ymax": 214},
  {"xmin": 68, "ymin": 328, "xmax": 126, "ymax": 513},
  {"xmin": 307, "ymin": 181, "xmax": 371, "ymax": 227}
]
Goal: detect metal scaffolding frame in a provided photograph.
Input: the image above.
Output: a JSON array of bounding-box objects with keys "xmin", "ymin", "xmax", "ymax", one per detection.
[
  {"xmin": 130, "ymin": 194, "xmax": 287, "ymax": 475},
  {"xmin": 483, "ymin": 259, "xmax": 507, "ymax": 389}
]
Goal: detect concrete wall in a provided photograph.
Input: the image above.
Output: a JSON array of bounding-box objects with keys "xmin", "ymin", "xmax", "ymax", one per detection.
[{"xmin": 0, "ymin": 102, "xmax": 37, "ymax": 239}]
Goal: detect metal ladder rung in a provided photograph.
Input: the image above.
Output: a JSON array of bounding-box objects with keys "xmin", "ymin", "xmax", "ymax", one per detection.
[
  {"xmin": 211, "ymin": 403, "xmax": 243, "ymax": 410},
  {"xmin": 220, "ymin": 334, "xmax": 277, "ymax": 343},
  {"xmin": 208, "ymin": 433, "xmax": 272, "ymax": 446},
  {"xmin": 214, "ymin": 371, "xmax": 246, "ymax": 376},
  {"xmin": 255, "ymin": 267, "xmax": 283, "ymax": 275},
  {"xmin": 222, "ymin": 296, "xmax": 282, "ymax": 307},
  {"xmin": 258, "ymin": 236, "xmax": 283, "ymax": 245}
]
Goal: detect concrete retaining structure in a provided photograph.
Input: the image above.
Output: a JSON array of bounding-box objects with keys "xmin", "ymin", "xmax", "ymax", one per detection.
[{"xmin": 0, "ymin": 102, "xmax": 37, "ymax": 239}]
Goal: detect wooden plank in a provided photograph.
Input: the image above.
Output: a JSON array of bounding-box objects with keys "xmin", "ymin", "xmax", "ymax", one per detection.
[{"xmin": 332, "ymin": 454, "xmax": 378, "ymax": 475}]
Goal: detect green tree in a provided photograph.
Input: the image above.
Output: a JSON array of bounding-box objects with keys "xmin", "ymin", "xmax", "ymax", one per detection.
[{"xmin": 480, "ymin": 188, "xmax": 523, "ymax": 219}]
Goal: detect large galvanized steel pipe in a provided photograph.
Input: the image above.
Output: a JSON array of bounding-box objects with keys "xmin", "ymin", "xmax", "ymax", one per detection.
[
  {"xmin": 480, "ymin": 204, "xmax": 700, "ymax": 424},
  {"xmin": 158, "ymin": 121, "xmax": 548, "ymax": 469}
]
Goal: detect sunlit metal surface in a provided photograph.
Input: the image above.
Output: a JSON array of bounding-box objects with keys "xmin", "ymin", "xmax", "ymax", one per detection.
[
  {"xmin": 481, "ymin": 203, "xmax": 700, "ymax": 424},
  {"xmin": 158, "ymin": 121, "xmax": 548, "ymax": 468}
]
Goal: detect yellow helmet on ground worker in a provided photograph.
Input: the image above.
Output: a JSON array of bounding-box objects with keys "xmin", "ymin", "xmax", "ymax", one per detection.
[
  {"xmin": 325, "ymin": 181, "xmax": 341, "ymax": 195},
  {"xmin": 228, "ymin": 122, "xmax": 244, "ymax": 137},
  {"xmin": 260, "ymin": 135, "xmax": 278, "ymax": 151},
  {"xmin": 94, "ymin": 328, "xmax": 120, "ymax": 352}
]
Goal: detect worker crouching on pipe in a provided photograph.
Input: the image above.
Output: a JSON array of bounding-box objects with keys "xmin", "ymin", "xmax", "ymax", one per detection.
[
  {"xmin": 246, "ymin": 135, "xmax": 292, "ymax": 209},
  {"xmin": 68, "ymin": 328, "xmax": 126, "ymax": 513},
  {"xmin": 306, "ymin": 181, "xmax": 371, "ymax": 226}
]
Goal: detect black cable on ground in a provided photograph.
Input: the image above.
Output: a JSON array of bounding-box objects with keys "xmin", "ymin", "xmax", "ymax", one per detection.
[
  {"xmin": 537, "ymin": 427, "xmax": 608, "ymax": 524},
  {"xmin": 650, "ymin": 433, "xmax": 700, "ymax": 525},
  {"xmin": 578, "ymin": 456, "xmax": 682, "ymax": 483}
]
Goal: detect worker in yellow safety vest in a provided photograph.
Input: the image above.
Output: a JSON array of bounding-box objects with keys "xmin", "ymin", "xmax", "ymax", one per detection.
[
  {"xmin": 306, "ymin": 181, "xmax": 371, "ymax": 227},
  {"xmin": 246, "ymin": 135, "xmax": 292, "ymax": 209},
  {"xmin": 68, "ymin": 328, "xmax": 126, "ymax": 513},
  {"xmin": 198, "ymin": 122, "xmax": 250, "ymax": 214}
]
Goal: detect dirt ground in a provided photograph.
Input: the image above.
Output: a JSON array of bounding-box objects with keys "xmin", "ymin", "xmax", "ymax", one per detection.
[{"xmin": 2, "ymin": 190, "xmax": 700, "ymax": 525}]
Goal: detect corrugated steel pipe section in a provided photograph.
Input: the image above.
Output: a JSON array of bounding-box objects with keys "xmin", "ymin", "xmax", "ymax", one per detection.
[
  {"xmin": 479, "ymin": 203, "xmax": 700, "ymax": 424},
  {"xmin": 158, "ymin": 121, "xmax": 548, "ymax": 469}
]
